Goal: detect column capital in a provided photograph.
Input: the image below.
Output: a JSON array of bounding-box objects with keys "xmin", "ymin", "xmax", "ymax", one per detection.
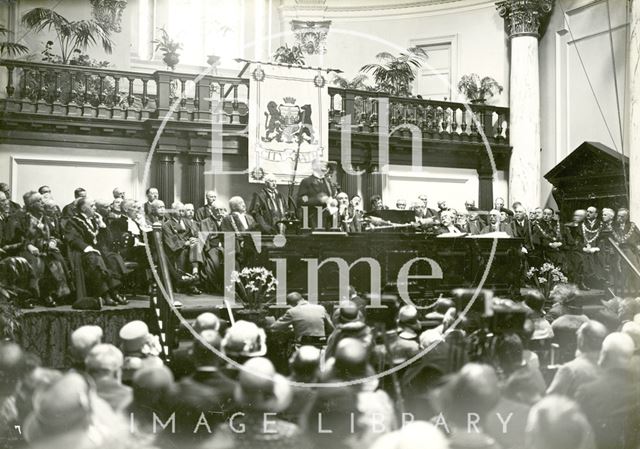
[{"xmin": 496, "ymin": 0, "xmax": 554, "ymax": 39}]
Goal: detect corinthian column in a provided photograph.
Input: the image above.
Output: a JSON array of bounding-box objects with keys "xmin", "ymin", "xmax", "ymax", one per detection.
[
  {"xmin": 497, "ymin": 0, "xmax": 553, "ymax": 208},
  {"xmin": 628, "ymin": 0, "xmax": 640, "ymax": 220}
]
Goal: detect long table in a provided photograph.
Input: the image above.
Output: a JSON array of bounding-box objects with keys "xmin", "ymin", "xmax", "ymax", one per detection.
[{"xmin": 258, "ymin": 233, "xmax": 523, "ymax": 301}]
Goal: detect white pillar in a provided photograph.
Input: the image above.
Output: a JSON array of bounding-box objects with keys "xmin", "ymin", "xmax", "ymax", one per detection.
[
  {"xmin": 497, "ymin": 0, "xmax": 553, "ymax": 209},
  {"xmin": 628, "ymin": 0, "xmax": 640, "ymax": 220},
  {"xmin": 509, "ymin": 36, "xmax": 540, "ymax": 208}
]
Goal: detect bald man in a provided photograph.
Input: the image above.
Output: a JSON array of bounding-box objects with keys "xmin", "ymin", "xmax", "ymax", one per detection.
[{"xmin": 576, "ymin": 332, "xmax": 639, "ymax": 449}]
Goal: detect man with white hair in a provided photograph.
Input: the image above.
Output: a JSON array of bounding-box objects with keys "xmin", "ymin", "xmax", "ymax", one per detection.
[
  {"xmin": 195, "ymin": 190, "xmax": 218, "ymax": 222},
  {"xmin": 161, "ymin": 201, "xmax": 202, "ymax": 292},
  {"xmin": 576, "ymin": 332, "xmax": 639, "ymax": 449},
  {"xmin": 481, "ymin": 209, "xmax": 514, "ymax": 235},
  {"xmin": 296, "ymin": 158, "xmax": 336, "ymax": 230},
  {"xmin": 249, "ymin": 173, "xmax": 290, "ymax": 234},
  {"xmin": 221, "ymin": 196, "xmax": 258, "ymax": 266},
  {"xmin": 7, "ymin": 191, "xmax": 71, "ymax": 307}
]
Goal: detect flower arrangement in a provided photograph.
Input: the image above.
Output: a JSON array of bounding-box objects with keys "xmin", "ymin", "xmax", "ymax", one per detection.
[
  {"xmin": 526, "ymin": 263, "xmax": 568, "ymax": 301},
  {"xmin": 227, "ymin": 266, "xmax": 278, "ymax": 310},
  {"xmin": 457, "ymin": 73, "xmax": 503, "ymax": 103}
]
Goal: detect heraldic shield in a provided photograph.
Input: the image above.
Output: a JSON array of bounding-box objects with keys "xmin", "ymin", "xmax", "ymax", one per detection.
[{"xmin": 248, "ymin": 64, "xmax": 328, "ymax": 184}]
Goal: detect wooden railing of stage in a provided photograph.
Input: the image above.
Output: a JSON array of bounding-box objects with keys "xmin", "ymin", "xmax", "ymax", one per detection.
[
  {"xmin": 151, "ymin": 223, "xmax": 178, "ymax": 361},
  {"xmin": 327, "ymin": 87, "xmax": 510, "ymax": 144},
  {"xmin": 0, "ymin": 59, "xmax": 249, "ymax": 122},
  {"xmin": 607, "ymin": 236, "xmax": 640, "ymax": 296}
]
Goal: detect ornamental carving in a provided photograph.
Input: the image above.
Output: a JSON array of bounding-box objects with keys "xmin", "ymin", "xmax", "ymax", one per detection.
[
  {"xmin": 291, "ymin": 20, "xmax": 331, "ymax": 55},
  {"xmin": 496, "ymin": 0, "xmax": 554, "ymax": 38}
]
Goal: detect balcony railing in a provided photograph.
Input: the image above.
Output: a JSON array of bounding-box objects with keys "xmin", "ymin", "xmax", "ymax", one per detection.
[
  {"xmin": 0, "ymin": 59, "xmax": 249, "ymax": 123},
  {"xmin": 1, "ymin": 60, "xmax": 509, "ymax": 144},
  {"xmin": 328, "ymin": 87, "xmax": 509, "ymax": 143}
]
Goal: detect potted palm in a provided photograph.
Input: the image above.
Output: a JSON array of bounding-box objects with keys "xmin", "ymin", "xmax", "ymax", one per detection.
[
  {"xmin": 22, "ymin": 8, "xmax": 114, "ymax": 64},
  {"xmin": 272, "ymin": 43, "xmax": 305, "ymax": 65},
  {"xmin": 457, "ymin": 74, "xmax": 503, "ymax": 103},
  {"xmin": 152, "ymin": 27, "xmax": 182, "ymax": 70},
  {"xmin": 0, "ymin": 25, "xmax": 29, "ymax": 57},
  {"xmin": 359, "ymin": 46, "xmax": 428, "ymax": 97}
]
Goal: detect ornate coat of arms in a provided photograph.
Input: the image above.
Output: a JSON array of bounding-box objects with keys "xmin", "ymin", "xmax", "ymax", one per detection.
[{"xmin": 248, "ymin": 65, "xmax": 328, "ymax": 184}]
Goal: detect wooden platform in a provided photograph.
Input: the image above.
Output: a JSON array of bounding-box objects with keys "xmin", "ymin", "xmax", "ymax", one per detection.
[{"xmin": 17, "ymin": 296, "xmax": 153, "ymax": 368}]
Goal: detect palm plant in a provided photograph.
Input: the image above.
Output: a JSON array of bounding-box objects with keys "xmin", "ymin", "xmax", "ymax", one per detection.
[
  {"xmin": 330, "ymin": 73, "xmax": 374, "ymax": 91},
  {"xmin": 0, "ymin": 25, "xmax": 29, "ymax": 57},
  {"xmin": 272, "ymin": 44, "xmax": 305, "ymax": 65},
  {"xmin": 457, "ymin": 73, "xmax": 503, "ymax": 103},
  {"xmin": 360, "ymin": 46, "xmax": 428, "ymax": 97},
  {"xmin": 22, "ymin": 8, "xmax": 113, "ymax": 64}
]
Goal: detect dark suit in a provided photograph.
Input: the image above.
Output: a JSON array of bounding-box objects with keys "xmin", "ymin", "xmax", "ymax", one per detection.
[
  {"xmin": 510, "ymin": 218, "xmax": 534, "ymax": 251},
  {"xmin": 465, "ymin": 218, "xmax": 484, "ymax": 235},
  {"xmin": 62, "ymin": 201, "xmax": 77, "ymax": 218},
  {"xmin": 297, "ymin": 174, "xmax": 335, "ymax": 207},
  {"xmin": 576, "ymin": 367, "xmax": 640, "ymax": 449},
  {"xmin": 221, "ymin": 213, "xmax": 258, "ymax": 267},
  {"xmin": 297, "ymin": 174, "xmax": 336, "ymax": 230},
  {"xmin": 249, "ymin": 188, "xmax": 290, "ymax": 234}
]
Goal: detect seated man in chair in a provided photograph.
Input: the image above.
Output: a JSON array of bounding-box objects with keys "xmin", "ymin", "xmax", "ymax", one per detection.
[
  {"xmin": 162, "ymin": 201, "xmax": 203, "ymax": 294},
  {"xmin": 5, "ymin": 191, "xmax": 71, "ymax": 307},
  {"xmin": 64, "ymin": 197, "xmax": 127, "ymax": 306}
]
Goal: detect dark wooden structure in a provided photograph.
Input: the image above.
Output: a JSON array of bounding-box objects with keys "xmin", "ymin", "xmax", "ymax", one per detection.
[
  {"xmin": 260, "ymin": 234, "xmax": 523, "ymax": 300},
  {"xmin": 545, "ymin": 141, "xmax": 630, "ymax": 222}
]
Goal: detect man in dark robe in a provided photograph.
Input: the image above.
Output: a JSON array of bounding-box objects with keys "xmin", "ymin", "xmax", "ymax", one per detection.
[
  {"xmin": 297, "ymin": 158, "xmax": 336, "ymax": 230},
  {"xmin": 249, "ymin": 174, "xmax": 290, "ymax": 234},
  {"xmin": 6, "ymin": 191, "xmax": 71, "ymax": 307},
  {"xmin": 612, "ymin": 207, "xmax": 640, "ymax": 292},
  {"xmin": 562, "ymin": 209, "xmax": 589, "ymax": 290},
  {"xmin": 194, "ymin": 190, "xmax": 218, "ymax": 223},
  {"xmin": 532, "ymin": 207, "xmax": 565, "ymax": 267},
  {"xmin": 162, "ymin": 201, "xmax": 202, "ymax": 294},
  {"xmin": 199, "ymin": 200, "xmax": 225, "ymax": 293},
  {"xmin": 64, "ymin": 197, "xmax": 125, "ymax": 306},
  {"xmin": 579, "ymin": 206, "xmax": 607, "ymax": 288}
]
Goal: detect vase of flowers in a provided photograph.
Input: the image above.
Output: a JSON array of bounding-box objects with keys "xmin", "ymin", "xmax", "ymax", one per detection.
[
  {"xmin": 526, "ymin": 263, "xmax": 568, "ymax": 303},
  {"xmin": 227, "ymin": 267, "xmax": 278, "ymax": 324},
  {"xmin": 457, "ymin": 73, "xmax": 503, "ymax": 103}
]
